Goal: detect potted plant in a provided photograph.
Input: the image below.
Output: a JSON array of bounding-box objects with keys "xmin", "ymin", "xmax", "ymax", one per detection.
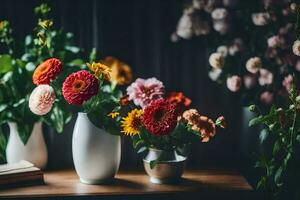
[
  {"xmin": 116, "ymin": 77, "xmax": 226, "ymax": 184},
  {"xmin": 61, "ymin": 57, "xmax": 132, "ymax": 184},
  {"xmin": 0, "ymin": 3, "xmax": 84, "ymax": 168},
  {"xmin": 249, "ymin": 83, "xmax": 300, "ymax": 200}
]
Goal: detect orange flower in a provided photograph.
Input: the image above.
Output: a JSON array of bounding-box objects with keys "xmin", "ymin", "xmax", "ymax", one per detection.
[
  {"xmin": 197, "ymin": 116, "xmax": 216, "ymax": 143},
  {"xmin": 103, "ymin": 56, "xmax": 133, "ymax": 85},
  {"xmin": 33, "ymin": 58, "xmax": 63, "ymax": 85},
  {"xmin": 166, "ymin": 92, "xmax": 192, "ymax": 112}
]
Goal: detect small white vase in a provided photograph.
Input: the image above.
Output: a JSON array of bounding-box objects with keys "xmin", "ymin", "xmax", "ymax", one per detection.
[
  {"xmin": 6, "ymin": 122, "xmax": 48, "ymax": 169},
  {"xmin": 72, "ymin": 112, "xmax": 121, "ymax": 184}
]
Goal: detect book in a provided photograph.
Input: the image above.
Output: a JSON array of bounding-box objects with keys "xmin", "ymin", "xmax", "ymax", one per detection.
[{"xmin": 0, "ymin": 160, "xmax": 44, "ymax": 187}]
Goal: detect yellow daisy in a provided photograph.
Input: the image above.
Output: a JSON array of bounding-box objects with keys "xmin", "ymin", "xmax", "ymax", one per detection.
[
  {"xmin": 86, "ymin": 62, "xmax": 111, "ymax": 81},
  {"xmin": 121, "ymin": 109, "xmax": 143, "ymax": 136},
  {"xmin": 107, "ymin": 112, "xmax": 120, "ymax": 119}
]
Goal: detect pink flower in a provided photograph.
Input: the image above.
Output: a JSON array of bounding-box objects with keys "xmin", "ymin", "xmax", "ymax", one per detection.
[
  {"xmin": 126, "ymin": 78, "xmax": 165, "ymax": 108},
  {"xmin": 282, "ymin": 74, "xmax": 293, "ymax": 92},
  {"xmin": 226, "ymin": 75, "xmax": 241, "ymax": 92},
  {"xmin": 243, "ymin": 75, "xmax": 257, "ymax": 89},
  {"xmin": 29, "ymin": 85, "xmax": 56, "ymax": 115},
  {"xmin": 267, "ymin": 35, "xmax": 283, "ymax": 48},
  {"xmin": 259, "ymin": 69, "xmax": 273, "ymax": 86},
  {"xmin": 296, "ymin": 60, "xmax": 300, "ymax": 72},
  {"xmin": 260, "ymin": 91, "xmax": 274, "ymax": 105},
  {"xmin": 252, "ymin": 13, "xmax": 270, "ymax": 26}
]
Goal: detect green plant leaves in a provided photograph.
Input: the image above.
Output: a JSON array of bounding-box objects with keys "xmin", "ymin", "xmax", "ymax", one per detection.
[{"xmin": 0, "ymin": 54, "xmax": 12, "ymax": 74}]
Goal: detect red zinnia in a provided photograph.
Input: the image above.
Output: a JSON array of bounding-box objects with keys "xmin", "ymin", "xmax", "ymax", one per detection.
[
  {"xmin": 62, "ymin": 70, "xmax": 99, "ymax": 105},
  {"xmin": 142, "ymin": 99, "xmax": 178, "ymax": 136},
  {"xmin": 33, "ymin": 58, "xmax": 63, "ymax": 85}
]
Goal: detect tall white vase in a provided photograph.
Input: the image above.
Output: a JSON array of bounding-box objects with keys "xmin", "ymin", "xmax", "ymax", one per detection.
[
  {"xmin": 6, "ymin": 122, "xmax": 48, "ymax": 169},
  {"xmin": 72, "ymin": 112, "xmax": 121, "ymax": 184}
]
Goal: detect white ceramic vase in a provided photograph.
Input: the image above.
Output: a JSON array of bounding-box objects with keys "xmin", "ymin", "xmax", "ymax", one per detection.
[
  {"xmin": 72, "ymin": 112, "xmax": 121, "ymax": 184},
  {"xmin": 6, "ymin": 122, "xmax": 48, "ymax": 169}
]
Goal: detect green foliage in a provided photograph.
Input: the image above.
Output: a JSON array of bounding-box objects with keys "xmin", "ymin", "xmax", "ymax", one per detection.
[{"xmin": 249, "ymin": 84, "xmax": 300, "ymax": 199}]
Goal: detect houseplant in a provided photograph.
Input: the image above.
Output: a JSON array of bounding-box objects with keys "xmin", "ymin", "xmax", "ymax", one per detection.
[
  {"xmin": 62, "ymin": 58, "xmax": 132, "ymax": 184},
  {"xmin": 116, "ymin": 77, "xmax": 226, "ymax": 184},
  {"xmin": 249, "ymin": 83, "xmax": 300, "ymax": 200},
  {"xmin": 0, "ymin": 3, "xmax": 84, "ymax": 167}
]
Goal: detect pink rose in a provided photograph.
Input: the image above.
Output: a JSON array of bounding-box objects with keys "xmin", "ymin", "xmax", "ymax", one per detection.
[
  {"xmin": 259, "ymin": 68, "xmax": 273, "ymax": 86},
  {"xmin": 282, "ymin": 74, "xmax": 293, "ymax": 92}
]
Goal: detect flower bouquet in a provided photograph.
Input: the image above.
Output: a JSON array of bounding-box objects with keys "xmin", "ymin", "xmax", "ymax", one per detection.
[
  {"xmin": 61, "ymin": 58, "xmax": 132, "ymax": 184},
  {"xmin": 117, "ymin": 77, "xmax": 225, "ymax": 184},
  {"xmin": 172, "ymin": 0, "xmax": 300, "ymax": 109},
  {"xmin": 0, "ymin": 3, "xmax": 84, "ymax": 166}
]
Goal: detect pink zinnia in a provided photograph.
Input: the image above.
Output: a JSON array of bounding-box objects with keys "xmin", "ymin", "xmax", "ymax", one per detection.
[
  {"xmin": 126, "ymin": 78, "xmax": 164, "ymax": 108},
  {"xmin": 29, "ymin": 85, "xmax": 56, "ymax": 115}
]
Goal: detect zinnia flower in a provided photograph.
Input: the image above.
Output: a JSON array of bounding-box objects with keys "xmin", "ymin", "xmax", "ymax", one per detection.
[
  {"xmin": 293, "ymin": 40, "xmax": 300, "ymax": 56},
  {"xmin": 216, "ymin": 116, "xmax": 227, "ymax": 129},
  {"xmin": 121, "ymin": 109, "xmax": 143, "ymax": 136},
  {"xmin": 209, "ymin": 52, "xmax": 225, "ymax": 69},
  {"xmin": 103, "ymin": 56, "xmax": 133, "ymax": 85},
  {"xmin": 226, "ymin": 75, "xmax": 241, "ymax": 92},
  {"xmin": 197, "ymin": 116, "xmax": 216, "ymax": 143},
  {"xmin": 165, "ymin": 92, "xmax": 192, "ymax": 112},
  {"xmin": 176, "ymin": 14, "xmax": 193, "ymax": 39},
  {"xmin": 126, "ymin": 78, "xmax": 165, "ymax": 108},
  {"xmin": 86, "ymin": 62, "xmax": 111, "ymax": 80},
  {"xmin": 181, "ymin": 109, "xmax": 201, "ymax": 125},
  {"xmin": 143, "ymin": 99, "xmax": 178, "ymax": 136},
  {"xmin": 209, "ymin": 69, "xmax": 222, "ymax": 81},
  {"xmin": 32, "ymin": 58, "xmax": 63, "ymax": 85},
  {"xmin": 217, "ymin": 45, "xmax": 229, "ymax": 57},
  {"xmin": 29, "ymin": 85, "xmax": 56, "ymax": 116},
  {"xmin": 245, "ymin": 57, "xmax": 262, "ymax": 74},
  {"xmin": 62, "ymin": 70, "xmax": 99, "ymax": 105},
  {"xmin": 211, "ymin": 8, "xmax": 228, "ymax": 21}
]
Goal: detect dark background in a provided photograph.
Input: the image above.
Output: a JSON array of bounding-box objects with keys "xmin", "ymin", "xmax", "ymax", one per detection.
[{"xmin": 0, "ymin": 0, "xmax": 249, "ymax": 173}]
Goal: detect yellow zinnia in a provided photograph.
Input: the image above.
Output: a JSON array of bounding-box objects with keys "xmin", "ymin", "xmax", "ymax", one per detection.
[
  {"xmin": 121, "ymin": 109, "xmax": 143, "ymax": 136},
  {"xmin": 86, "ymin": 62, "xmax": 111, "ymax": 81},
  {"xmin": 103, "ymin": 56, "xmax": 133, "ymax": 85},
  {"xmin": 108, "ymin": 112, "xmax": 120, "ymax": 119}
]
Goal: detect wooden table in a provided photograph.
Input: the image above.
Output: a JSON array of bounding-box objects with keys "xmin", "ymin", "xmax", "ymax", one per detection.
[{"xmin": 0, "ymin": 169, "xmax": 256, "ymax": 200}]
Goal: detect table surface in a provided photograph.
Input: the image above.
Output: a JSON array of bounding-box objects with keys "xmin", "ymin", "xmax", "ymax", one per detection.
[{"xmin": 0, "ymin": 169, "xmax": 254, "ymax": 199}]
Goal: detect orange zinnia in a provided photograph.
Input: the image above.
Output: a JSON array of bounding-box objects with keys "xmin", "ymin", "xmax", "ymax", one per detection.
[
  {"xmin": 103, "ymin": 56, "xmax": 133, "ymax": 85},
  {"xmin": 33, "ymin": 58, "xmax": 63, "ymax": 85}
]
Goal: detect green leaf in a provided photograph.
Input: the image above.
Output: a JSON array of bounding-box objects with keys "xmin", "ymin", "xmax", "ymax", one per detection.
[
  {"xmin": 68, "ymin": 59, "xmax": 84, "ymax": 66},
  {"xmin": 274, "ymin": 167, "xmax": 283, "ymax": 186},
  {"xmin": 89, "ymin": 48, "xmax": 97, "ymax": 63},
  {"xmin": 249, "ymin": 116, "xmax": 264, "ymax": 127},
  {"xmin": 137, "ymin": 146, "xmax": 147, "ymax": 154},
  {"xmin": 0, "ymin": 55, "xmax": 12, "ymax": 74},
  {"xmin": 65, "ymin": 46, "xmax": 80, "ymax": 53},
  {"xmin": 272, "ymin": 141, "xmax": 280, "ymax": 156},
  {"xmin": 18, "ymin": 123, "xmax": 34, "ymax": 145},
  {"xmin": 150, "ymin": 160, "xmax": 158, "ymax": 169},
  {"xmin": 0, "ymin": 127, "xmax": 7, "ymax": 163}
]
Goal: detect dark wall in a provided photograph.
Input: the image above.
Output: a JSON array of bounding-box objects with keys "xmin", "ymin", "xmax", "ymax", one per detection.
[{"xmin": 0, "ymin": 0, "xmax": 243, "ymax": 170}]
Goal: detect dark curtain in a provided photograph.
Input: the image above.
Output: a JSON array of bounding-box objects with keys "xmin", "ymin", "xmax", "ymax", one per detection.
[{"xmin": 0, "ymin": 0, "xmax": 243, "ymax": 170}]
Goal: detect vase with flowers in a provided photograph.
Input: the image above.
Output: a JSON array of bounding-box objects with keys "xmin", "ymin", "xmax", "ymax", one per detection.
[
  {"xmin": 0, "ymin": 3, "xmax": 83, "ymax": 168},
  {"xmin": 116, "ymin": 77, "xmax": 226, "ymax": 184},
  {"xmin": 62, "ymin": 58, "xmax": 132, "ymax": 184}
]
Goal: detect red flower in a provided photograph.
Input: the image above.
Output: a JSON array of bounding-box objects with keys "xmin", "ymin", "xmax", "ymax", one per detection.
[
  {"xmin": 142, "ymin": 99, "xmax": 178, "ymax": 136},
  {"xmin": 62, "ymin": 70, "xmax": 99, "ymax": 105},
  {"xmin": 33, "ymin": 58, "xmax": 63, "ymax": 85},
  {"xmin": 165, "ymin": 92, "xmax": 192, "ymax": 113}
]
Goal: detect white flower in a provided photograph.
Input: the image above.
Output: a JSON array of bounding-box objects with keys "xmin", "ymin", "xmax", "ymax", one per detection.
[
  {"xmin": 229, "ymin": 38, "xmax": 243, "ymax": 56},
  {"xmin": 243, "ymin": 75, "xmax": 257, "ymax": 89},
  {"xmin": 213, "ymin": 21, "xmax": 229, "ymax": 34},
  {"xmin": 209, "ymin": 52, "xmax": 225, "ymax": 69},
  {"xmin": 226, "ymin": 75, "xmax": 241, "ymax": 92},
  {"xmin": 252, "ymin": 12, "xmax": 270, "ymax": 26},
  {"xmin": 176, "ymin": 14, "xmax": 193, "ymax": 39},
  {"xmin": 193, "ymin": 0, "xmax": 205, "ymax": 10},
  {"xmin": 292, "ymin": 40, "xmax": 300, "ymax": 56},
  {"xmin": 29, "ymin": 85, "xmax": 56, "ymax": 116},
  {"xmin": 209, "ymin": 69, "xmax": 222, "ymax": 81},
  {"xmin": 217, "ymin": 45, "xmax": 229, "ymax": 57},
  {"xmin": 258, "ymin": 68, "xmax": 273, "ymax": 86},
  {"xmin": 170, "ymin": 32, "xmax": 180, "ymax": 42},
  {"xmin": 211, "ymin": 8, "xmax": 228, "ymax": 21},
  {"xmin": 267, "ymin": 35, "xmax": 282, "ymax": 48},
  {"xmin": 246, "ymin": 57, "xmax": 262, "ymax": 74}
]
